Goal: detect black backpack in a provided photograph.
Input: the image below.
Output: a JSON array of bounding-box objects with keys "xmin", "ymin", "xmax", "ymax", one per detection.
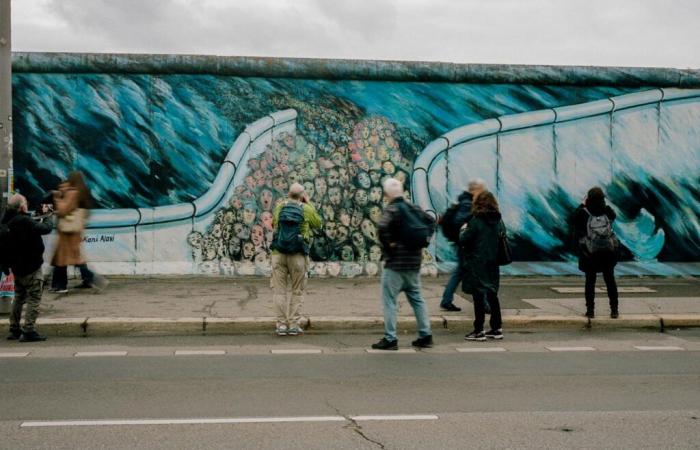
[
  {"xmin": 439, "ymin": 203, "xmax": 461, "ymax": 243},
  {"xmin": 271, "ymin": 202, "xmax": 307, "ymax": 255},
  {"xmin": 398, "ymin": 202, "xmax": 435, "ymax": 250}
]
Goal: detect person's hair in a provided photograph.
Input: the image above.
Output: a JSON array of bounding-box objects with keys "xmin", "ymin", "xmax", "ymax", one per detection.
[
  {"xmin": 586, "ymin": 186, "xmax": 606, "ymax": 211},
  {"xmin": 67, "ymin": 171, "xmax": 93, "ymax": 209},
  {"xmin": 382, "ymin": 178, "xmax": 403, "ymax": 199},
  {"xmin": 288, "ymin": 182, "xmax": 305, "ymax": 200},
  {"xmin": 471, "ymin": 190, "xmax": 500, "ymax": 215},
  {"xmin": 6, "ymin": 194, "xmax": 27, "ymax": 211},
  {"xmin": 467, "ymin": 178, "xmax": 486, "ymax": 193}
]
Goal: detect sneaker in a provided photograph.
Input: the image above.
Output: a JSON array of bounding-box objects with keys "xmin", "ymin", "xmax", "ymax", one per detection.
[
  {"xmin": 52, "ymin": 288, "xmax": 68, "ymax": 295},
  {"xmin": 371, "ymin": 338, "xmax": 398, "ymax": 351},
  {"xmin": 275, "ymin": 323, "xmax": 288, "ymax": 336},
  {"xmin": 484, "ymin": 329, "xmax": 504, "ymax": 340},
  {"xmin": 19, "ymin": 331, "xmax": 47, "ymax": 342},
  {"xmin": 440, "ymin": 303, "xmax": 462, "ymax": 312},
  {"xmin": 464, "ymin": 330, "xmax": 486, "ymax": 342},
  {"xmin": 287, "ymin": 325, "xmax": 304, "ymax": 336},
  {"xmin": 411, "ymin": 335, "xmax": 433, "ymax": 348},
  {"xmin": 6, "ymin": 328, "xmax": 22, "ymax": 341}
]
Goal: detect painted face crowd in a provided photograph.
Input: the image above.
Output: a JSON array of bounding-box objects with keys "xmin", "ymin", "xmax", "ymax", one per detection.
[{"xmin": 187, "ymin": 115, "xmax": 437, "ymax": 277}]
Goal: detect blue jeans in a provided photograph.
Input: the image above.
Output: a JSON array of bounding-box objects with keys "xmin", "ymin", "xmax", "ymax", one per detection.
[
  {"xmin": 440, "ymin": 266, "xmax": 462, "ymax": 307},
  {"xmin": 381, "ymin": 268, "xmax": 432, "ymax": 342}
]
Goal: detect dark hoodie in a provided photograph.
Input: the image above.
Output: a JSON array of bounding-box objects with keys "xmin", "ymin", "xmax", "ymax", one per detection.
[
  {"xmin": 572, "ymin": 200, "xmax": 617, "ymax": 273},
  {"xmin": 1, "ymin": 209, "xmax": 53, "ymax": 277},
  {"xmin": 459, "ymin": 209, "xmax": 505, "ymax": 295}
]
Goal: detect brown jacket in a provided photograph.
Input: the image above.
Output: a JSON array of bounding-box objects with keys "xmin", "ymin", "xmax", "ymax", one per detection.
[{"xmin": 52, "ymin": 189, "xmax": 86, "ymax": 266}]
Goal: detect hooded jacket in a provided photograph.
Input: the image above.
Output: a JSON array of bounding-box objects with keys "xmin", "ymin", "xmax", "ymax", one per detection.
[
  {"xmin": 1, "ymin": 209, "xmax": 53, "ymax": 277},
  {"xmin": 572, "ymin": 201, "xmax": 617, "ymax": 273},
  {"xmin": 459, "ymin": 209, "xmax": 505, "ymax": 295}
]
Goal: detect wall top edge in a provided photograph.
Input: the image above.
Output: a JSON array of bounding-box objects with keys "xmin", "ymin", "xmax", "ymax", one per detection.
[{"xmin": 11, "ymin": 52, "xmax": 700, "ymax": 87}]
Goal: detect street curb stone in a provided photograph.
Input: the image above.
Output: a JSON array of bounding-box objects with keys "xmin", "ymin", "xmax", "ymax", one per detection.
[{"xmin": 19, "ymin": 314, "xmax": 700, "ymax": 337}]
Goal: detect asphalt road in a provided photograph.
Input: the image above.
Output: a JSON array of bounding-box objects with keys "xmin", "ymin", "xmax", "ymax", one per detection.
[{"xmin": 1, "ymin": 330, "xmax": 699, "ymax": 449}]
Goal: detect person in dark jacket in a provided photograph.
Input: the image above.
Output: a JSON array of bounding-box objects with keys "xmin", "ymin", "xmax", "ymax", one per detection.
[
  {"xmin": 460, "ymin": 191, "xmax": 506, "ymax": 341},
  {"xmin": 1, "ymin": 194, "xmax": 53, "ymax": 342},
  {"xmin": 572, "ymin": 187, "xmax": 619, "ymax": 319},
  {"xmin": 440, "ymin": 179, "xmax": 486, "ymax": 312},
  {"xmin": 372, "ymin": 178, "xmax": 434, "ymax": 350}
]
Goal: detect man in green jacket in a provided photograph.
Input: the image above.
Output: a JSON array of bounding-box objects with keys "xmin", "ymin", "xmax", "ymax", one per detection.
[{"xmin": 271, "ymin": 183, "xmax": 322, "ymax": 336}]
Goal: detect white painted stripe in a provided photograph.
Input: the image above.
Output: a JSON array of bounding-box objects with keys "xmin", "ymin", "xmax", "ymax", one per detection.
[
  {"xmin": 21, "ymin": 414, "xmax": 438, "ymax": 428},
  {"xmin": 366, "ymin": 349, "xmax": 416, "ymax": 354},
  {"xmin": 455, "ymin": 347, "xmax": 507, "ymax": 353},
  {"xmin": 634, "ymin": 346, "xmax": 685, "ymax": 351},
  {"xmin": 352, "ymin": 415, "xmax": 439, "ymax": 421},
  {"xmin": 0, "ymin": 352, "xmax": 30, "ymax": 358},
  {"xmin": 270, "ymin": 349, "xmax": 322, "ymax": 355},
  {"xmin": 550, "ymin": 287, "xmax": 656, "ymax": 294},
  {"xmin": 174, "ymin": 350, "xmax": 226, "ymax": 356},
  {"xmin": 74, "ymin": 351, "xmax": 128, "ymax": 357},
  {"xmin": 546, "ymin": 346, "xmax": 597, "ymax": 352}
]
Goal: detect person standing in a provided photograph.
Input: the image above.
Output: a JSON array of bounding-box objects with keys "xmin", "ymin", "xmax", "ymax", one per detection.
[
  {"xmin": 1, "ymin": 194, "xmax": 53, "ymax": 342},
  {"xmin": 50, "ymin": 171, "xmax": 103, "ymax": 293},
  {"xmin": 461, "ymin": 191, "xmax": 506, "ymax": 341},
  {"xmin": 439, "ymin": 179, "xmax": 486, "ymax": 312},
  {"xmin": 572, "ymin": 187, "xmax": 619, "ymax": 319},
  {"xmin": 271, "ymin": 183, "xmax": 322, "ymax": 336},
  {"xmin": 372, "ymin": 178, "xmax": 435, "ymax": 350}
]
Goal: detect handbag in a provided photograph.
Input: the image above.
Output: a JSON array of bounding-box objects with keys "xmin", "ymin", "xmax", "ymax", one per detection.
[
  {"xmin": 58, "ymin": 208, "xmax": 86, "ymax": 233},
  {"xmin": 496, "ymin": 229, "xmax": 513, "ymax": 266}
]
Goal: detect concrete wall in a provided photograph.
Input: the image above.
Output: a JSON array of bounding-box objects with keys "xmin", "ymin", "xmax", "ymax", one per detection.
[{"xmin": 10, "ymin": 52, "xmax": 700, "ymax": 276}]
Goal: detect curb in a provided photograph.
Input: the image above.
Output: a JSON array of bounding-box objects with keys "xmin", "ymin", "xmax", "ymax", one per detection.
[{"xmin": 24, "ymin": 314, "xmax": 700, "ymax": 337}]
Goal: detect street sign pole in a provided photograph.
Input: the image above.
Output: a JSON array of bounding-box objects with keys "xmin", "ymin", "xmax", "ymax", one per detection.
[{"xmin": 0, "ymin": 0, "xmax": 12, "ymax": 216}]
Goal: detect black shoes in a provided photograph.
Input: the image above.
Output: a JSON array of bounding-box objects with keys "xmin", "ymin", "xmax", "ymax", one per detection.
[
  {"xmin": 585, "ymin": 310, "xmax": 595, "ymax": 319},
  {"xmin": 6, "ymin": 328, "xmax": 22, "ymax": 340},
  {"xmin": 371, "ymin": 338, "xmax": 398, "ymax": 351},
  {"xmin": 440, "ymin": 303, "xmax": 462, "ymax": 312},
  {"xmin": 465, "ymin": 330, "xmax": 486, "ymax": 341},
  {"xmin": 411, "ymin": 335, "xmax": 433, "ymax": 348},
  {"xmin": 19, "ymin": 331, "xmax": 47, "ymax": 342},
  {"xmin": 611, "ymin": 311, "xmax": 619, "ymax": 319},
  {"xmin": 484, "ymin": 329, "xmax": 504, "ymax": 340}
]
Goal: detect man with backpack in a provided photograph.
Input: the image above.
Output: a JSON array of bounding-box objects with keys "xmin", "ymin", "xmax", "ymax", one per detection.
[
  {"xmin": 438, "ymin": 179, "xmax": 486, "ymax": 312},
  {"xmin": 270, "ymin": 183, "xmax": 322, "ymax": 336},
  {"xmin": 1, "ymin": 194, "xmax": 53, "ymax": 342},
  {"xmin": 572, "ymin": 187, "xmax": 619, "ymax": 319},
  {"xmin": 372, "ymin": 178, "xmax": 436, "ymax": 350}
]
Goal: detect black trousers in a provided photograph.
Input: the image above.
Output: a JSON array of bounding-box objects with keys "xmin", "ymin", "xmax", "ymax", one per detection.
[
  {"xmin": 52, "ymin": 265, "xmax": 94, "ymax": 289},
  {"xmin": 585, "ymin": 268, "xmax": 618, "ymax": 313},
  {"xmin": 472, "ymin": 290, "xmax": 502, "ymax": 332}
]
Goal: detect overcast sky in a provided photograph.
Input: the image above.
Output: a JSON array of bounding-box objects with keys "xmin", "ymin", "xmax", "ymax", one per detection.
[{"xmin": 10, "ymin": 0, "xmax": 700, "ymax": 68}]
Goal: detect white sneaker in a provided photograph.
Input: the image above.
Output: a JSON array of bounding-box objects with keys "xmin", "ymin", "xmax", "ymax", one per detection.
[
  {"xmin": 276, "ymin": 323, "xmax": 288, "ymax": 336},
  {"xmin": 287, "ymin": 325, "xmax": 304, "ymax": 336}
]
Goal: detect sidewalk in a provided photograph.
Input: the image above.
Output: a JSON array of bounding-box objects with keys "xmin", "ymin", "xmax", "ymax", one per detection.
[{"xmin": 4, "ymin": 276, "xmax": 700, "ymax": 337}]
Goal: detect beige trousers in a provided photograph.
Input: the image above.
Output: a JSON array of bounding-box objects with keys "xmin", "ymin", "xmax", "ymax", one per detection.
[{"xmin": 271, "ymin": 253, "xmax": 308, "ymax": 326}]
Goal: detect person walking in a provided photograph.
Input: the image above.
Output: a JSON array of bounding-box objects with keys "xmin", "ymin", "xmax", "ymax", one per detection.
[
  {"xmin": 50, "ymin": 171, "xmax": 104, "ymax": 293},
  {"xmin": 270, "ymin": 183, "xmax": 322, "ymax": 336},
  {"xmin": 572, "ymin": 187, "xmax": 619, "ymax": 319},
  {"xmin": 1, "ymin": 194, "xmax": 53, "ymax": 342},
  {"xmin": 372, "ymin": 178, "xmax": 435, "ymax": 350},
  {"xmin": 460, "ymin": 191, "xmax": 506, "ymax": 341},
  {"xmin": 439, "ymin": 179, "xmax": 486, "ymax": 312}
]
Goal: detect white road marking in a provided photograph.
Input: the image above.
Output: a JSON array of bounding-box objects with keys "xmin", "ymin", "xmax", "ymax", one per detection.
[
  {"xmin": 270, "ymin": 349, "xmax": 322, "ymax": 354},
  {"xmin": 74, "ymin": 351, "xmax": 128, "ymax": 357},
  {"xmin": 0, "ymin": 352, "xmax": 29, "ymax": 358},
  {"xmin": 550, "ymin": 287, "xmax": 656, "ymax": 294},
  {"xmin": 21, "ymin": 414, "xmax": 439, "ymax": 428},
  {"xmin": 634, "ymin": 346, "xmax": 685, "ymax": 351},
  {"xmin": 366, "ymin": 349, "xmax": 416, "ymax": 354},
  {"xmin": 174, "ymin": 350, "xmax": 226, "ymax": 356},
  {"xmin": 546, "ymin": 346, "xmax": 597, "ymax": 352},
  {"xmin": 455, "ymin": 347, "xmax": 507, "ymax": 353}
]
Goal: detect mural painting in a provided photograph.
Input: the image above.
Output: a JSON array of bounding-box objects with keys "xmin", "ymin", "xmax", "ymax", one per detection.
[{"xmin": 10, "ymin": 56, "xmax": 700, "ymax": 276}]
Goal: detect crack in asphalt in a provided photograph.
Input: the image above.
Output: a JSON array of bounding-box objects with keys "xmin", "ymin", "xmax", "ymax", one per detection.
[{"xmin": 325, "ymin": 400, "xmax": 386, "ymax": 450}]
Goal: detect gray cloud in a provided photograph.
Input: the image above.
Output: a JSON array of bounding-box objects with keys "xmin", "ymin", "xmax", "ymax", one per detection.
[{"xmin": 11, "ymin": 0, "xmax": 700, "ymax": 67}]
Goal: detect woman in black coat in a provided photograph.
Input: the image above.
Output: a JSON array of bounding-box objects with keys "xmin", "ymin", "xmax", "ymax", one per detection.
[
  {"xmin": 572, "ymin": 187, "xmax": 619, "ymax": 319},
  {"xmin": 459, "ymin": 191, "xmax": 506, "ymax": 341}
]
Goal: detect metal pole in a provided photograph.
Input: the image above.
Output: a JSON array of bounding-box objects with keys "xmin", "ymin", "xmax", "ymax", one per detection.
[{"xmin": 0, "ymin": 0, "xmax": 12, "ymax": 216}]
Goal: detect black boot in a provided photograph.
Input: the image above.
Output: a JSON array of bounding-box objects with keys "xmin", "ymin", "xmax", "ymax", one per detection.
[
  {"xmin": 6, "ymin": 328, "xmax": 22, "ymax": 340},
  {"xmin": 19, "ymin": 330, "xmax": 47, "ymax": 342},
  {"xmin": 411, "ymin": 335, "xmax": 433, "ymax": 348}
]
